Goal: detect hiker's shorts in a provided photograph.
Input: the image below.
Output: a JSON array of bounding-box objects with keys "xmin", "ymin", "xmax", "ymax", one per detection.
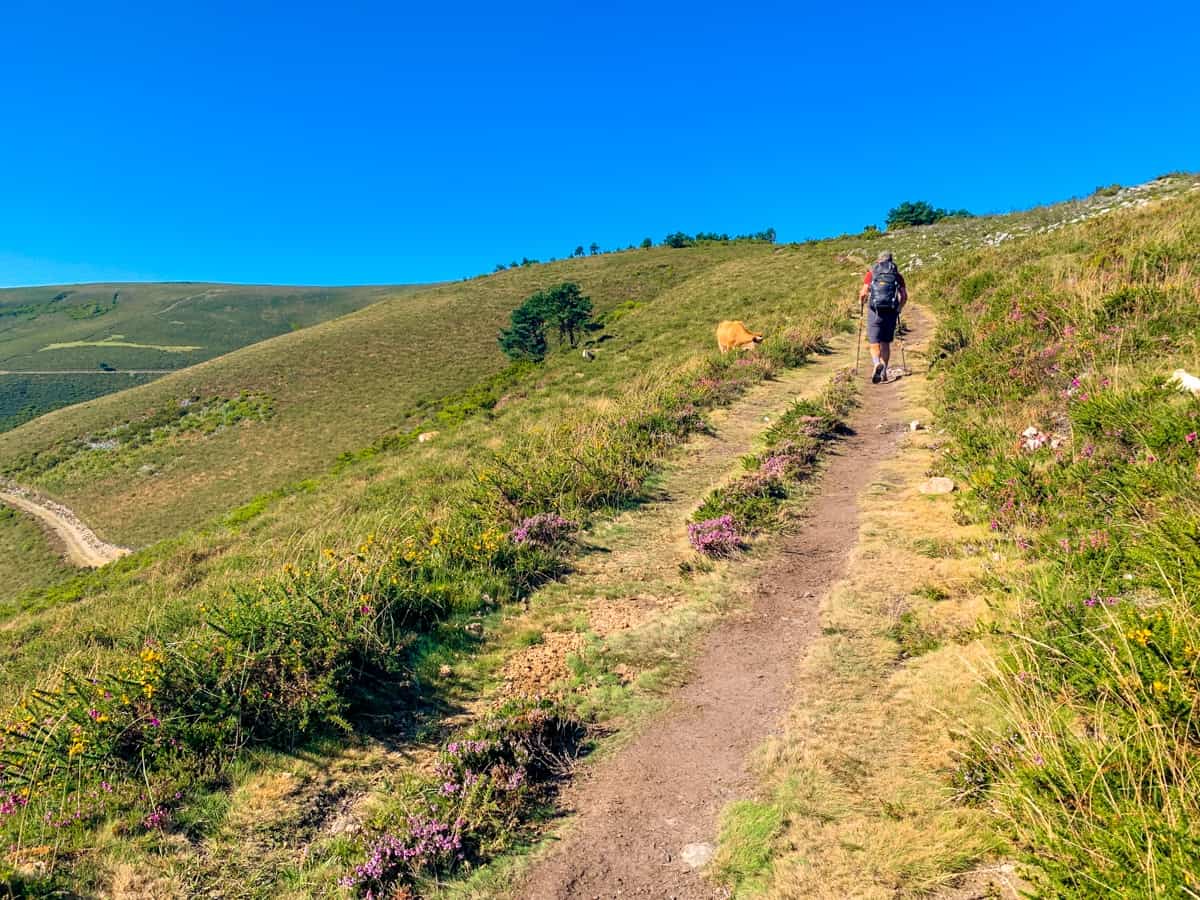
[{"xmin": 866, "ymin": 306, "xmax": 898, "ymax": 343}]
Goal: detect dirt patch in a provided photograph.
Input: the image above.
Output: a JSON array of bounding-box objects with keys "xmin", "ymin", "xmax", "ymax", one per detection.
[
  {"xmin": 500, "ymin": 631, "xmax": 587, "ymax": 698},
  {"xmin": 518, "ymin": 316, "xmax": 924, "ymax": 898},
  {"xmin": 587, "ymin": 595, "xmax": 666, "ymax": 637}
]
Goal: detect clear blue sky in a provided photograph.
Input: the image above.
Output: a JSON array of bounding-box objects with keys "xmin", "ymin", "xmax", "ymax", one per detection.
[{"xmin": 2, "ymin": 0, "xmax": 1196, "ymax": 287}]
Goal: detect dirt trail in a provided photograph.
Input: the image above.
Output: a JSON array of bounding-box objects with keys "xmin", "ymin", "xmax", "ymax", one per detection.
[
  {"xmin": 520, "ymin": 314, "xmax": 923, "ymax": 899},
  {"xmin": 0, "ymin": 483, "xmax": 129, "ymax": 567},
  {"xmin": 0, "ymin": 369, "xmax": 173, "ymax": 375}
]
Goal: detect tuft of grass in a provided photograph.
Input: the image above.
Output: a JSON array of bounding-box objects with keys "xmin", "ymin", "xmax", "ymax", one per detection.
[
  {"xmin": 714, "ymin": 799, "xmax": 784, "ymax": 895},
  {"xmin": 886, "ymin": 608, "xmax": 942, "ymax": 659},
  {"xmin": 913, "ymin": 583, "xmax": 951, "ymax": 603}
]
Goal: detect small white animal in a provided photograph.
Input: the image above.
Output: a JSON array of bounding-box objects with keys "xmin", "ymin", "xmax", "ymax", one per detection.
[{"xmin": 1170, "ymin": 369, "xmax": 1200, "ymax": 395}]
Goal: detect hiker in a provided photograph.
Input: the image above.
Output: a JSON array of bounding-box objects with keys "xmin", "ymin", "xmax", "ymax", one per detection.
[{"xmin": 858, "ymin": 250, "xmax": 907, "ymax": 383}]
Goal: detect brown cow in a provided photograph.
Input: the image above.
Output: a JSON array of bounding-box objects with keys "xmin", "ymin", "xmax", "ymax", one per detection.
[{"xmin": 715, "ymin": 320, "xmax": 764, "ymax": 353}]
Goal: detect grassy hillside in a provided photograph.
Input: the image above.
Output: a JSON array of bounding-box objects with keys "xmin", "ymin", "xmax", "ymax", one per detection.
[
  {"xmin": 0, "ymin": 506, "xmax": 73, "ymax": 606},
  {"xmin": 0, "ymin": 240, "xmax": 843, "ymax": 696},
  {"xmin": 0, "ymin": 282, "xmax": 412, "ymax": 429},
  {"xmin": 0, "ymin": 247, "xmax": 762, "ymax": 547}
]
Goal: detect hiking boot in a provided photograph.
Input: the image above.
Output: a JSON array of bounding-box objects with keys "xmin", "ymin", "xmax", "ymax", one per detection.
[{"xmin": 871, "ymin": 362, "xmax": 885, "ymax": 384}]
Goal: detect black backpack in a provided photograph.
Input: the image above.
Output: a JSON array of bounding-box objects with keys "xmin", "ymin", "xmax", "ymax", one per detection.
[{"xmin": 869, "ymin": 259, "xmax": 901, "ymax": 311}]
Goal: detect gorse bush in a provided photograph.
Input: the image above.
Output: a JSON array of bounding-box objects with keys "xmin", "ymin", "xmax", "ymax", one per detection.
[{"xmin": 927, "ymin": 192, "xmax": 1200, "ymax": 895}]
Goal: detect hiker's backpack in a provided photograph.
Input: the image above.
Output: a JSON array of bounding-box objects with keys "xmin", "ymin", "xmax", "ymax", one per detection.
[{"xmin": 869, "ymin": 259, "xmax": 901, "ymax": 312}]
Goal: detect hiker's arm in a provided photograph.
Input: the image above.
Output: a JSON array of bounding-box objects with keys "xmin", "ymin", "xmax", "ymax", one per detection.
[
  {"xmin": 898, "ymin": 274, "xmax": 908, "ymax": 308},
  {"xmin": 858, "ymin": 280, "xmax": 869, "ymax": 303}
]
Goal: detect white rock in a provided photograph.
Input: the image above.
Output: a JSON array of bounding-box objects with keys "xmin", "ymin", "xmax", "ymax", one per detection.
[
  {"xmin": 418, "ymin": 430, "xmax": 439, "ymax": 443},
  {"xmin": 680, "ymin": 842, "xmax": 716, "ymax": 869},
  {"xmin": 1170, "ymin": 369, "xmax": 1200, "ymax": 395},
  {"xmin": 910, "ymin": 420, "xmax": 923, "ymax": 431},
  {"xmin": 919, "ymin": 477, "xmax": 956, "ymax": 495}
]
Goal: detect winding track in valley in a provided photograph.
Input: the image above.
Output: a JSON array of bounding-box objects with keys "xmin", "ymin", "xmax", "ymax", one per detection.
[
  {"xmin": 0, "ymin": 369, "xmax": 174, "ymax": 375},
  {"xmin": 0, "ymin": 485, "xmax": 129, "ymax": 567}
]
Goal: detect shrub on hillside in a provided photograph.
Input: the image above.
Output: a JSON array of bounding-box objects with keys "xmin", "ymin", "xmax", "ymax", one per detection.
[
  {"xmin": 886, "ymin": 200, "xmax": 972, "ymax": 230},
  {"xmin": 510, "ymin": 512, "xmax": 577, "ymax": 548},
  {"xmin": 340, "ymin": 699, "xmax": 586, "ymax": 897},
  {"xmin": 497, "ymin": 282, "xmax": 594, "ymax": 361}
]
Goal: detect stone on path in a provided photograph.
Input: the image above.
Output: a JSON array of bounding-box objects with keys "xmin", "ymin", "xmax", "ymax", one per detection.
[
  {"xmin": 919, "ymin": 476, "xmax": 956, "ymax": 495},
  {"xmin": 680, "ymin": 842, "xmax": 716, "ymax": 869}
]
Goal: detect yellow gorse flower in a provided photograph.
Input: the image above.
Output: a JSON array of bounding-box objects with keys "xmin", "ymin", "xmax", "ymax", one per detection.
[
  {"xmin": 1127, "ymin": 628, "xmax": 1152, "ymax": 647},
  {"xmin": 140, "ymin": 646, "xmax": 164, "ymax": 665}
]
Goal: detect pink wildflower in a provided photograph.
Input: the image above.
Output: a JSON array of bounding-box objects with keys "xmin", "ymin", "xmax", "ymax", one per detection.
[{"xmin": 687, "ymin": 515, "xmax": 742, "ymax": 558}]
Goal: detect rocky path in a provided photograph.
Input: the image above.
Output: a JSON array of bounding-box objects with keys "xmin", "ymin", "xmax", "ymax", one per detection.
[
  {"xmin": 518, "ymin": 313, "xmax": 924, "ymax": 899},
  {"xmin": 0, "ymin": 483, "xmax": 129, "ymax": 567}
]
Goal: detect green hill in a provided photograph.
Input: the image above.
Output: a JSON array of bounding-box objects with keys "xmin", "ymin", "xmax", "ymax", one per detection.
[
  {"xmin": 0, "ymin": 248, "xmax": 769, "ymax": 548},
  {"xmin": 0, "ymin": 282, "xmax": 417, "ymax": 430}
]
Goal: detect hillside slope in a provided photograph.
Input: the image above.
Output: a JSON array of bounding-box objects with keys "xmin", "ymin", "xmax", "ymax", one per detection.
[
  {"xmin": 0, "ymin": 248, "xmax": 752, "ymax": 546},
  {"xmin": 0, "ymin": 282, "xmax": 414, "ymax": 430}
]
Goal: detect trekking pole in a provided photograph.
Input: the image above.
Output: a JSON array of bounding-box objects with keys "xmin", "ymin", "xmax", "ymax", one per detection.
[{"xmin": 855, "ymin": 298, "xmax": 864, "ymax": 374}]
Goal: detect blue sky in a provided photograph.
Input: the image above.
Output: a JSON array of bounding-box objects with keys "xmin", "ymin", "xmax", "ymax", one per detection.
[{"xmin": 1, "ymin": 0, "xmax": 1196, "ymax": 287}]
